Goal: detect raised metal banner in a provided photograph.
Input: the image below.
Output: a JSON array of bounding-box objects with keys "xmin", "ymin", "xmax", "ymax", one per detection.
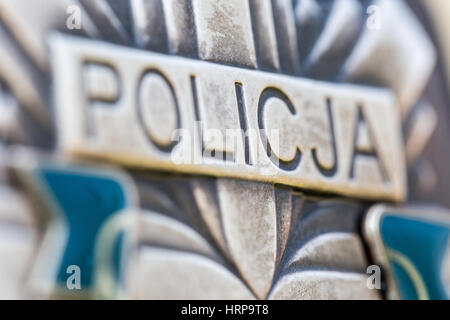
[{"xmin": 51, "ymin": 34, "xmax": 406, "ymax": 201}]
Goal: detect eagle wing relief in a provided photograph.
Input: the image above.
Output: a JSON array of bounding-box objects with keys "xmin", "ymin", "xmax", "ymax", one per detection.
[{"xmin": 121, "ymin": 175, "xmax": 379, "ymax": 299}]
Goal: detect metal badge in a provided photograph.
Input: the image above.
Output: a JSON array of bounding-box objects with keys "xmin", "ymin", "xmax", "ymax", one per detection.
[
  {"xmin": 0, "ymin": 0, "xmax": 447, "ymax": 301},
  {"xmin": 364, "ymin": 205, "xmax": 450, "ymax": 300}
]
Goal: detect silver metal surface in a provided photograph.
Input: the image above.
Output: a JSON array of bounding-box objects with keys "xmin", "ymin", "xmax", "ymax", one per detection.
[{"xmin": 0, "ymin": 0, "xmax": 447, "ymax": 300}]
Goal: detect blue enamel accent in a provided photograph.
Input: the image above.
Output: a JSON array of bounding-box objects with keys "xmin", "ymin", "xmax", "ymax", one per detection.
[
  {"xmin": 380, "ymin": 214, "xmax": 450, "ymax": 300},
  {"xmin": 38, "ymin": 167, "xmax": 128, "ymax": 289}
]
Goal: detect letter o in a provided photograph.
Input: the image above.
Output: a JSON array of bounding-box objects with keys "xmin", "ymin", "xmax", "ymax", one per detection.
[{"xmin": 137, "ymin": 69, "xmax": 181, "ymax": 153}]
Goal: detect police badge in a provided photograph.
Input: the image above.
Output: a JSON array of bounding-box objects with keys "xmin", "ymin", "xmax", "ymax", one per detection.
[{"xmin": 0, "ymin": 0, "xmax": 448, "ymax": 301}]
